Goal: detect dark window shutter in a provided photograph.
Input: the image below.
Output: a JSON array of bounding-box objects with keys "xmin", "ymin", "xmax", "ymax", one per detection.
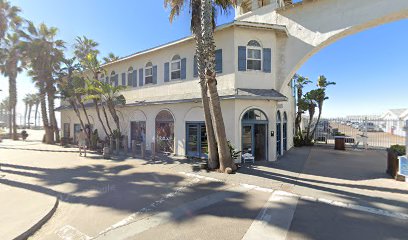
[
  {"xmin": 164, "ymin": 62, "xmax": 169, "ymax": 82},
  {"xmin": 263, "ymin": 48, "xmax": 272, "ymax": 73},
  {"xmin": 215, "ymin": 49, "xmax": 222, "ymax": 74},
  {"xmin": 153, "ymin": 66, "xmax": 158, "ymax": 84},
  {"xmin": 127, "ymin": 72, "xmax": 132, "ymax": 86},
  {"xmin": 132, "ymin": 70, "xmax": 138, "ymax": 87},
  {"xmin": 121, "ymin": 73, "xmax": 126, "ymax": 86},
  {"xmin": 115, "ymin": 75, "xmax": 119, "ymax": 87},
  {"xmin": 181, "ymin": 58, "xmax": 187, "ymax": 79},
  {"xmin": 238, "ymin": 46, "xmax": 246, "ymax": 71},
  {"xmin": 193, "ymin": 55, "xmax": 198, "ymax": 77},
  {"xmin": 139, "ymin": 68, "xmax": 144, "ymax": 86}
]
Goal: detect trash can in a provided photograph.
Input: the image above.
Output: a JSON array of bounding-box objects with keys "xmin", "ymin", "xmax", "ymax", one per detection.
[{"xmin": 334, "ymin": 136, "xmax": 346, "ymax": 150}]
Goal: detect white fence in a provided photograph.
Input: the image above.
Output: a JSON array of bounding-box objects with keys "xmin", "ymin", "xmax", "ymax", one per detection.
[{"xmin": 303, "ymin": 117, "xmax": 407, "ymax": 149}]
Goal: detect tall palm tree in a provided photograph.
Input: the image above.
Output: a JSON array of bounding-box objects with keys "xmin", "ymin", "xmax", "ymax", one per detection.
[
  {"xmin": 89, "ymin": 79, "xmax": 126, "ymax": 135},
  {"xmin": 79, "ymin": 51, "xmax": 111, "ymax": 137},
  {"xmin": 22, "ymin": 94, "xmax": 28, "ymax": 128},
  {"xmin": 0, "ymin": 32, "xmax": 25, "ymax": 139},
  {"xmin": 74, "ymin": 36, "xmax": 99, "ymax": 64},
  {"xmin": 165, "ymin": 0, "xmax": 235, "ymax": 170},
  {"xmin": 32, "ymin": 93, "xmax": 40, "ymax": 127},
  {"xmin": 102, "ymin": 52, "xmax": 119, "ymax": 64},
  {"xmin": 293, "ymin": 74, "xmax": 311, "ymax": 139},
  {"xmin": 310, "ymin": 75, "xmax": 335, "ymax": 138},
  {"xmin": 0, "ymin": 0, "xmax": 22, "ymax": 42},
  {"xmin": 58, "ymin": 58, "xmax": 88, "ymax": 138},
  {"xmin": 27, "ymin": 94, "xmax": 35, "ymax": 128},
  {"xmin": 201, "ymin": 0, "xmax": 237, "ymax": 172},
  {"xmin": 21, "ymin": 21, "xmax": 65, "ymax": 144}
]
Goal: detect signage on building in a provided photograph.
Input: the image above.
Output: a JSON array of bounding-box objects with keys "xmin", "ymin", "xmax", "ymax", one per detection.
[{"xmin": 399, "ymin": 156, "xmax": 408, "ymax": 178}]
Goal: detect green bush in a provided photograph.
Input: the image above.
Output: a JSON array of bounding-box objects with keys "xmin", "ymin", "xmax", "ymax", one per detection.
[
  {"xmin": 228, "ymin": 141, "xmax": 241, "ymax": 160},
  {"xmin": 389, "ymin": 145, "xmax": 406, "ymax": 156},
  {"xmin": 294, "ymin": 136, "xmax": 303, "ymax": 147}
]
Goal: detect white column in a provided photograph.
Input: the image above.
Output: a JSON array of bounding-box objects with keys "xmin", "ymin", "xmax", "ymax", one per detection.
[{"xmin": 405, "ymin": 120, "xmax": 408, "ymax": 158}]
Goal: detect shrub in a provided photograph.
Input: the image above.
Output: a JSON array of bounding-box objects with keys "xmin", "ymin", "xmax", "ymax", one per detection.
[
  {"xmin": 294, "ymin": 136, "xmax": 303, "ymax": 147},
  {"xmin": 389, "ymin": 145, "xmax": 406, "ymax": 156},
  {"xmin": 228, "ymin": 141, "xmax": 241, "ymax": 160}
]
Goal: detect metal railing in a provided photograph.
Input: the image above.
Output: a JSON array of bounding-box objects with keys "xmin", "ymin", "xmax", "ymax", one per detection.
[{"xmin": 303, "ymin": 117, "xmax": 406, "ymax": 150}]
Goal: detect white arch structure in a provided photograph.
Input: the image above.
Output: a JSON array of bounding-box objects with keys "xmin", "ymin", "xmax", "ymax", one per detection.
[{"xmin": 236, "ymin": 0, "xmax": 408, "ymax": 90}]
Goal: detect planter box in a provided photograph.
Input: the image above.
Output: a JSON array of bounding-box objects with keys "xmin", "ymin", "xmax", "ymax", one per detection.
[
  {"xmin": 387, "ymin": 150, "xmax": 399, "ymax": 178},
  {"xmin": 334, "ymin": 136, "xmax": 345, "ymax": 150}
]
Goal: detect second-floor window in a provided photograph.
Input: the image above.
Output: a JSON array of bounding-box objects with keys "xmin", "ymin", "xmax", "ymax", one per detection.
[
  {"xmin": 145, "ymin": 62, "xmax": 153, "ymax": 84},
  {"xmin": 247, "ymin": 40, "xmax": 262, "ymax": 71},
  {"xmin": 171, "ymin": 55, "xmax": 181, "ymax": 80}
]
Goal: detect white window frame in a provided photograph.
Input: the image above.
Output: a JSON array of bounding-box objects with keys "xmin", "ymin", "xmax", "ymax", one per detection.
[
  {"xmin": 110, "ymin": 71, "xmax": 116, "ymax": 85},
  {"xmin": 128, "ymin": 67, "xmax": 133, "ymax": 86},
  {"xmin": 246, "ymin": 40, "xmax": 262, "ymax": 71},
  {"xmin": 145, "ymin": 62, "xmax": 153, "ymax": 85},
  {"xmin": 170, "ymin": 55, "xmax": 181, "ymax": 81}
]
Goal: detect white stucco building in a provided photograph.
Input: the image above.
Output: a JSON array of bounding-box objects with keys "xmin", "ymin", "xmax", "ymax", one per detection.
[
  {"xmin": 58, "ymin": 0, "xmax": 297, "ymax": 162},
  {"xmin": 58, "ymin": 0, "xmax": 408, "ymax": 161},
  {"xmin": 381, "ymin": 109, "xmax": 408, "ymax": 137}
]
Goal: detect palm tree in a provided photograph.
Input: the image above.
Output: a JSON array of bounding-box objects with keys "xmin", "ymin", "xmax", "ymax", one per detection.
[
  {"xmin": 102, "ymin": 52, "xmax": 119, "ymax": 64},
  {"xmin": 22, "ymin": 94, "xmax": 28, "ymax": 128},
  {"xmin": 26, "ymin": 93, "xmax": 36, "ymax": 128},
  {"xmin": 32, "ymin": 93, "xmax": 40, "ymax": 127},
  {"xmin": 0, "ymin": 32, "xmax": 25, "ymax": 139},
  {"xmin": 89, "ymin": 79, "xmax": 126, "ymax": 135},
  {"xmin": 0, "ymin": 0, "xmax": 22, "ymax": 42},
  {"xmin": 81, "ymin": 52, "xmax": 112, "ymax": 137},
  {"xmin": 201, "ymin": 0, "xmax": 237, "ymax": 172},
  {"xmin": 74, "ymin": 36, "xmax": 99, "ymax": 64},
  {"xmin": 58, "ymin": 58, "xmax": 88, "ymax": 137},
  {"xmin": 21, "ymin": 22, "xmax": 65, "ymax": 144},
  {"xmin": 165, "ymin": 0, "xmax": 235, "ymax": 170},
  {"xmin": 309, "ymin": 75, "xmax": 335, "ymax": 138},
  {"xmin": 293, "ymin": 74, "xmax": 311, "ymax": 139}
]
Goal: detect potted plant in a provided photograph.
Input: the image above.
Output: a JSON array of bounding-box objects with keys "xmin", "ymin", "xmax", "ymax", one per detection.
[
  {"xmin": 334, "ymin": 132, "xmax": 346, "ymax": 150},
  {"xmin": 387, "ymin": 145, "xmax": 406, "ymax": 178}
]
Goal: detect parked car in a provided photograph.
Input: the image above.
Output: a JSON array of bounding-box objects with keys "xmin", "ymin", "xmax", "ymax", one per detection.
[{"xmin": 351, "ymin": 122, "xmax": 360, "ymax": 129}]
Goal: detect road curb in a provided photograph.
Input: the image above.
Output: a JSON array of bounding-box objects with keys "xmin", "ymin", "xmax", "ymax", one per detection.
[{"xmin": 14, "ymin": 197, "xmax": 59, "ymax": 240}]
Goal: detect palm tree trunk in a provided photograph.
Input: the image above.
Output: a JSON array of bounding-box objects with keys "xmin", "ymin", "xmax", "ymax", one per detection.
[
  {"xmin": 34, "ymin": 103, "xmax": 39, "ymax": 127},
  {"xmin": 39, "ymin": 82, "xmax": 53, "ymax": 144},
  {"xmin": 107, "ymin": 101, "xmax": 120, "ymax": 134},
  {"xmin": 101, "ymin": 103, "xmax": 113, "ymax": 136},
  {"xmin": 47, "ymin": 83, "xmax": 59, "ymax": 142},
  {"xmin": 23, "ymin": 103, "xmax": 27, "ymax": 128},
  {"xmin": 93, "ymin": 99, "xmax": 109, "ymax": 138},
  {"xmin": 201, "ymin": 0, "xmax": 234, "ymax": 172},
  {"xmin": 77, "ymin": 97, "xmax": 91, "ymax": 127},
  {"xmin": 191, "ymin": 0, "xmax": 219, "ymax": 169},
  {"xmin": 12, "ymin": 107, "xmax": 17, "ymax": 140},
  {"xmin": 69, "ymin": 98, "xmax": 87, "ymax": 140},
  {"xmin": 9, "ymin": 73, "xmax": 18, "ymax": 140},
  {"xmin": 310, "ymin": 103, "xmax": 323, "ymax": 139},
  {"xmin": 27, "ymin": 104, "xmax": 32, "ymax": 129}
]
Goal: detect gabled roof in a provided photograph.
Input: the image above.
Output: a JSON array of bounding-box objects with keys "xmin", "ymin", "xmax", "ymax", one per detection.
[{"xmin": 102, "ymin": 21, "xmax": 287, "ymax": 68}]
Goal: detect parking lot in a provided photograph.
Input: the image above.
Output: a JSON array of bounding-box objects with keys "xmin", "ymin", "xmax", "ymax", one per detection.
[{"xmin": 312, "ymin": 119, "xmax": 406, "ymax": 149}]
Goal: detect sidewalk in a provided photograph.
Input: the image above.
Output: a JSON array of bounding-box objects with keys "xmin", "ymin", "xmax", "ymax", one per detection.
[{"xmin": 0, "ymin": 182, "xmax": 58, "ymax": 240}]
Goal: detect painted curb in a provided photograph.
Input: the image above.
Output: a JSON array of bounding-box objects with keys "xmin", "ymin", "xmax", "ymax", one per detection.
[{"xmin": 14, "ymin": 197, "xmax": 59, "ymax": 240}]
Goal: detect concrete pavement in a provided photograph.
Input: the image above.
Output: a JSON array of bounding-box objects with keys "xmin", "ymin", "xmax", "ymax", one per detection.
[
  {"xmin": 0, "ymin": 184, "xmax": 58, "ymax": 240},
  {"xmin": 1, "ymin": 137, "xmax": 408, "ymax": 240}
]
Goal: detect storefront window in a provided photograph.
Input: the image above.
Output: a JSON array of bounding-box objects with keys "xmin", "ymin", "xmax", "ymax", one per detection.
[{"xmin": 155, "ymin": 110, "xmax": 174, "ymax": 153}]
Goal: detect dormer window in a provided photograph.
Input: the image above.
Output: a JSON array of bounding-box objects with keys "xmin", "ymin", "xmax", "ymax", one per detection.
[
  {"xmin": 247, "ymin": 40, "xmax": 262, "ymax": 71},
  {"xmin": 145, "ymin": 62, "xmax": 153, "ymax": 84},
  {"xmin": 258, "ymin": 0, "xmax": 271, "ymax": 7},
  {"xmin": 171, "ymin": 55, "xmax": 181, "ymax": 80}
]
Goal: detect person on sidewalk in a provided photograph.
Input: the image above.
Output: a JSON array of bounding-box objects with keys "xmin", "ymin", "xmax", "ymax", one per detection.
[{"xmin": 78, "ymin": 129, "xmax": 87, "ymax": 157}]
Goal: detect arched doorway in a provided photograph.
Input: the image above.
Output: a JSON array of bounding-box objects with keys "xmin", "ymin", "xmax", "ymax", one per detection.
[
  {"xmin": 155, "ymin": 110, "xmax": 174, "ymax": 153},
  {"xmin": 276, "ymin": 111, "xmax": 282, "ymax": 156},
  {"xmin": 283, "ymin": 112, "xmax": 288, "ymax": 152},
  {"xmin": 241, "ymin": 109, "xmax": 268, "ymax": 161}
]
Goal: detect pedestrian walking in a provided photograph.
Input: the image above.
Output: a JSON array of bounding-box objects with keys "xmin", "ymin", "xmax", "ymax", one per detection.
[{"xmin": 78, "ymin": 129, "xmax": 87, "ymax": 157}]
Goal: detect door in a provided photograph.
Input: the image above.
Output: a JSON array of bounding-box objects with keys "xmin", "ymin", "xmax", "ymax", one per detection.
[
  {"xmin": 254, "ymin": 124, "xmax": 267, "ymax": 161},
  {"xmin": 283, "ymin": 122, "xmax": 287, "ymax": 152},
  {"xmin": 73, "ymin": 124, "xmax": 81, "ymax": 144},
  {"xmin": 63, "ymin": 123, "xmax": 70, "ymax": 138},
  {"xmin": 130, "ymin": 121, "xmax": 146, "ymax": 149},
  {"xmin": 186, "ymin": 122, "xmax": 207, "ymax": 158},
  {"xmin": 242, "ymin": 124, "xmax": 267, "ymax": 161}
]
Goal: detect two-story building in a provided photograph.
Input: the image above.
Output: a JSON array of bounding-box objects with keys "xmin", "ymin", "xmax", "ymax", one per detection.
[{"xmin": 58, "ymin": 0, "xmax": 296, "ymax": 162}]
